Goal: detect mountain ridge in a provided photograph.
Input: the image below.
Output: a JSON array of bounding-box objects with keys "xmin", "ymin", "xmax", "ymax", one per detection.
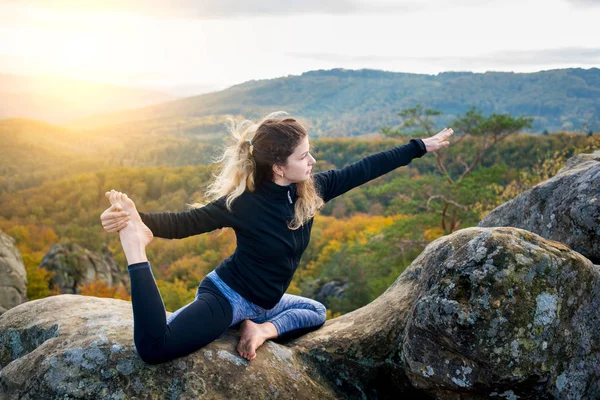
[{"xmin": 62, "ymin": 67, "xmax": 600, "ymax": 135}]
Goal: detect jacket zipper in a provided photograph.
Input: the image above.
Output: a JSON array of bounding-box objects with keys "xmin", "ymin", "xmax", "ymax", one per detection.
[{"xmin": 288, "ymin": 189, "xmax": 298, "ymax": 257}]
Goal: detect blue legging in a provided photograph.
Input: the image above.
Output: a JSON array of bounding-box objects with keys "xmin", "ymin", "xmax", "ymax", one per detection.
[
  {"xmin": 171, "ymin": 270, "xmax": 327, "ymax": 336},
  {"xmin": 128, "ymin": 262, "xmax": 326, "ymax": 365}
]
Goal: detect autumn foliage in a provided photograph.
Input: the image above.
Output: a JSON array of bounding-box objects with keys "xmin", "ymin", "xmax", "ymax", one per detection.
[{"xmin": 78, "ymin": 280, "xmax": 131, "ymax": 301}]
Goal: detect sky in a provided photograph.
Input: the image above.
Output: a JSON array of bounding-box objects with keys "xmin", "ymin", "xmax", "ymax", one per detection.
[{"xmin": 1, "ymin": 0, "xmax": 599, "ymax": 93}]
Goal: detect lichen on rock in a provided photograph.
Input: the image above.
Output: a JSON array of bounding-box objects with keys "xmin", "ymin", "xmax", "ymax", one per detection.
[{"xmin": 479, "ymin": 150, "xmax": 600, "ymax": 264}]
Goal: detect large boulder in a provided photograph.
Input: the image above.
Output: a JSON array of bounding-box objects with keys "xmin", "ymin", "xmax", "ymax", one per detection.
[
  {"xmin": 0, "ymin": 295, "xmax": 336, "ymax": 400},
  {"xmin": 478, "ymin": 151, "xmax": 600, "ymax": 264},
  {"xmin": 0, "ymin": 230, "xmax": 27, "ymax": 315},
  {"xmin": 40, "ymin": 244, "xmax": 127, "ymax": 294},
  {"xmin": 294, "ymin": 227, "xmax": 600, "ymax": 399},
  {"xmin": 2, "ymin": 227, "xmax": 599, "ymax": 399}
]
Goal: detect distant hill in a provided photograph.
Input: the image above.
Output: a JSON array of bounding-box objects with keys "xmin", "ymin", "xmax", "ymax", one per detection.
[
  {"xmin": 147, "ymin": 82, "xmax": 230, "ymax": 97},
  {"xmin": 0, "ymin": 118, "xmax": 116, "ymax": 193},
  {"xmin": 0, "ymin": 73, "xmax": 178, "ymax": 123},
  {"xmin": 0, "ymin": 118, "xmax": 223, "ymax": 194},
  {"xmin": 64, "ymin": 68, "xmax": 600, "ymax": 136}
]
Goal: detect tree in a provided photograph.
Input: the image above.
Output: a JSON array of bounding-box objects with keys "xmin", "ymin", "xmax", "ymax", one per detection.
[
  {"xmin": 26, "ymin": 264, "xmax": 60, "ymax": 300},
  {"xmin": 78, "ymin": 279, "xmax": 130, "ymax": 300},
  {"xmin": 381, "ymin": 104, "xmax": 533, "ymax": 233},
  {"xmin": 380, "ymin": 104, "xmax": 442, "ymax": 138}
]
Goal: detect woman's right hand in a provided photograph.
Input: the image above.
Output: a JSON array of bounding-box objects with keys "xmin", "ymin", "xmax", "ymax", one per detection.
[
  {"xmin": 421, "ymin": 128, "xmax": 454, "ymax": 153},
  {"xmin": 100, "ymin": 194, "xmax": 130, "ymax": 233}
]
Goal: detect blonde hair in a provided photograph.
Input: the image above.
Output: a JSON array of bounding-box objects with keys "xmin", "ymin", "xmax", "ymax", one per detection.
[{"xmin": 205, "ymin": 111, "xmax": 324, "ymax": 229}]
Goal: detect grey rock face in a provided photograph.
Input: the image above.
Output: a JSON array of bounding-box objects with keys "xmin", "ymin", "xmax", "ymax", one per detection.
[
  {"xmin": 40, "ymin": 244, "xmax": 127, "ymax": 294},
  {"xmin": 295, "ymin": 227, "xmax": 600, "ymax": 399},
  {"xmin": 479, "ymin": 151, "xmax": 600, "ymax": 264},
  {"xmin": 0, "ymin": 230, "xmax": 27, "ymax": 315},
  {"xmin": 400, "ymin": 228, "xmax": 600, "ymax": 399}
]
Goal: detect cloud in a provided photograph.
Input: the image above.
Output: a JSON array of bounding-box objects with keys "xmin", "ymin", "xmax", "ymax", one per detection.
[
  {"xmin": 564, "ymin": 0, "xmax": 600, "ymax": 7},
  {"xmin": 482, "ymin": 47, "xmax": 600, "ymax": 66},
  {"xmin": 290, "ymin": 47, "xmax": 600, "ymax": 68},
  {"xmin": 4, "ymin": 0, "xmax": 425, "ymax": 18}
]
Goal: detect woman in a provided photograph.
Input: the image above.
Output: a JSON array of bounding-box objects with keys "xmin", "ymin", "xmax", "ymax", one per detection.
[{"xmin": 101, "ymin": 112, "xmax": 453, "ymax": 365}]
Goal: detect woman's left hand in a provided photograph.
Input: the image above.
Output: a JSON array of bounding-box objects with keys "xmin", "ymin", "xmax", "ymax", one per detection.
[{"xmin": 422, "ymin": 128, "xmax": 454, "ymax": 153}]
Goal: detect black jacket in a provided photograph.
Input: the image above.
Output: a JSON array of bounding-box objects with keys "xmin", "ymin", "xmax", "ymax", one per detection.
[{"xmin": 139, "ymin": 138, "xmax": 427, "ymax": 309}]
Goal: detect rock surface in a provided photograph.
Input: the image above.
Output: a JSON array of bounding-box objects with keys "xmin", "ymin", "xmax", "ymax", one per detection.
[
  {"xmin": 0, "ymin": 295, "xmax": 336, "ymax": 400},
  {"xmin": 0, "ymin": 230, "xmax": 27, "ymax": 315},
  {"xmin": 479, "ymin": 150, "xmax": 600, "ymax": 264},
  {"xmin": 40, "ymin": 243, "xmax": 127, "ymax": 294},
  {"xmin": 2, "ymin": 227, "xmax": 599, "ymax": 399},
  {"xmin": 294, "ymin": 227, "xmax": 600, "ymax": 399}
]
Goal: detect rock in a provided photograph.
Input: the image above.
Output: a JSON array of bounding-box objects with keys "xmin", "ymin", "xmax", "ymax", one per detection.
[
  {"xmin": 0, "ymin": 230, "xmax": 27, "ymax": 315},
  {"xmin": 478, "ymin": 151, "xmax": 600, "ymax": 264},
  {"xmin": 314, "ymin": 280, "xmax": 350, "ymax": 306},
  {"xmin": 40, "ymin": 244, "xmax": 127, "ymax": 294},
  {"xmin": 294, "ymin": 227, "xmax": 600, "ymax": 399},
  {"xmin": 2, "ymin": 227, "xmax": 599, "ymax": 398},
  {"xmin": 0, "ymin": 295, "xmax": 336, "ymax": 399}
]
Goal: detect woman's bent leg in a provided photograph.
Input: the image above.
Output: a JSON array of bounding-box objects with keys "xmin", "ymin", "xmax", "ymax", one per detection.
[
  {"xmin": 237, "ymin": 294, "xmax": 327, "ymax": 360},
  {"xmin": 129, "ymin": 263, "xmax": 233, "ymax": 364},
  {"xmin": 254, "ymin": 294, "xmax": 327, "ymax": 340}
]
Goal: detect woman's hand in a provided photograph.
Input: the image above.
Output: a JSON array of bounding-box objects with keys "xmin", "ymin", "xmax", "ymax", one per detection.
[
  {"xmin": 421, "ymin": 128, "xmax": 454, "ymax": 153},
  {"xmin": 100, "ymin": 191, "xmax": 130, "ymax": 233}
]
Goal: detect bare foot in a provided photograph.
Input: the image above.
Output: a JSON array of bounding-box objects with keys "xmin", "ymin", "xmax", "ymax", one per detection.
[
  {"xmin": 237, "ymin": 320, "xmax": 278, "ymax": 361},
  {"xmin": 107, "ymin": 190, "xmax": 153, "ymax": 265}
]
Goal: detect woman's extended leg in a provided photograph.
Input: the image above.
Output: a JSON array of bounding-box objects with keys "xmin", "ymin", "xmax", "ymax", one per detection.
[
  {"xmin": 237, "ymin": 294, "xmax": 326, "ymax": 361},
  {"xmin": 110, "ymin": 191, "xmax": 232, "ymax": 364}
]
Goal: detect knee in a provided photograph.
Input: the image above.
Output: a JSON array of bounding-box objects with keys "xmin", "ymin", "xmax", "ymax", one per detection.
[
  {"xmin": 140, "ymin": 355, "xmax": 164, "ymax": 365},
  {"xmin": 134, "ymin": 340, "xmax": 168, "ymax": 365},
  {"xmin": 315, "ymin": 301, "xmax": 327, "ymax": 324},
  {"xmin": 136, "ymin": 347, "xmax": 163, "ymax": 365}
]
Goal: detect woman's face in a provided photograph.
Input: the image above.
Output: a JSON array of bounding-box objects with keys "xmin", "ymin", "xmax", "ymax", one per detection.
[{"xmin": 276, "ymin": 136, "xmax": 316, "ymax": 184}]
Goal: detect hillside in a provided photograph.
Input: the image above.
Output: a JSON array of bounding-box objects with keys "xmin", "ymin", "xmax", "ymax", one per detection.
[
  {"xmin": 0, "ymin": 118, "xmax": 223, "ymax": 194},
  {"xmin": 64, "ymin": 68, "xmax": 600, "ymax": 135}
]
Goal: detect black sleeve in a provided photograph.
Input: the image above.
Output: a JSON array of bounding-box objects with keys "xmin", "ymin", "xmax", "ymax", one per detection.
[
  {"xmin": 314, "ymin": 138, "xmax": 427, "ymax": 203},
  {"xmin": 138, "ymin": 197, "xmax": 234, "ymax": 239}
]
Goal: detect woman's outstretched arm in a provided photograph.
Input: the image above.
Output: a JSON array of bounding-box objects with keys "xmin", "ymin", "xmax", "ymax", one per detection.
[{"xmin": 314, "ymin": 128, "xmax": 453, "ymax": 203}]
